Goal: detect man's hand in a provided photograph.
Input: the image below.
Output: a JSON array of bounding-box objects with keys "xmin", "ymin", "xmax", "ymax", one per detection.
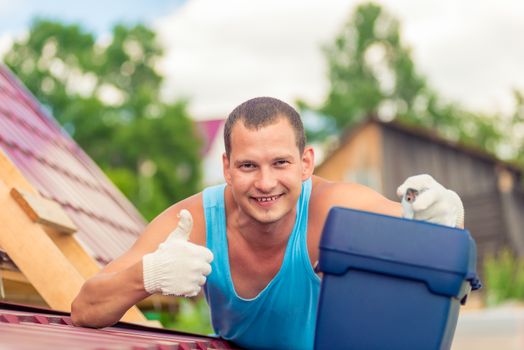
[
  {"xmin": 396, "ymin": 174, "xmax": 464, "ymax": 228},
  {"xmin": 142, "ymin": 209, "xmax": 213, "ymax": 297}
]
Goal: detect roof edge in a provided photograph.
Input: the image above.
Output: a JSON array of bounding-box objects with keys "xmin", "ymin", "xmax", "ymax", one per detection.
[{"xmin": 321, "ymin": 115, "xmax": 523, "ymax": 177}]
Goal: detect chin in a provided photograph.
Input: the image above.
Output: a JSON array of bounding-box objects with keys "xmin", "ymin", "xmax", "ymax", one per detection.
[
  {"xmin": 255, "ymin": 206, "xmax": 292, "ymax": 224},
  {"xmin": 256, "ymin": 214, "xmax": 282, "ymax": 224}
]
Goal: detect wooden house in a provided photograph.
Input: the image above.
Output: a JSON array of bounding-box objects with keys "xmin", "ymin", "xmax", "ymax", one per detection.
[{"xmin": 315, "ymin": 117, "xmax": 524, "ymax": 261}]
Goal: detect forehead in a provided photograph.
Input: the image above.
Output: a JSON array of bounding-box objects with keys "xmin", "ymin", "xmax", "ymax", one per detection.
[{"xmin": 229, "ymin": 118, "xmax": 299, "ymax": 157}]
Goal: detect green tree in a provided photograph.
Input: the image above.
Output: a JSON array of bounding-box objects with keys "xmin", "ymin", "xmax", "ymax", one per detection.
[
  {"xmin": 4, "ymin": 19, "xmax": 202, "ymax": 220},
  {"xmin": 303, "ymin": 2, "xmax": 514, "ymax": 163},
  {"xmin": 315, "ymin": 2, "xmax": 428, "ymax": 130},
  {"xmin": 503, "ymin": 89, "xmax": 524, "ymax": 165}
]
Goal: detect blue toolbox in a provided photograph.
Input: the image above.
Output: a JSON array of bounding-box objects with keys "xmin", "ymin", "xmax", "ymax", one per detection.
[{"xmin": 314, "ymin": 207, "xmax": 481, "ymax": 350}]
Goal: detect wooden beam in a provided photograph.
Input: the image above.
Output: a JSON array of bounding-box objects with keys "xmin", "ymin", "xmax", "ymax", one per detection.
[
  {"xmin": 137, "ymin": 294, "xmax": 179, "ymax": 310},
  {"xmin": 0, "ymin": 180, "xmax": 86, "ymax": 311},
  {"xmin": 2, "ymin": 278, "xmax": 48, "ymax": 307},
  {"xmin": 1, "ymin": 269, "xmax": 29, "ymax": 283},
  {"xmin": 0, "ymin": 148, "xmax": 99, "ymax": 281},
  {"xmin": 0, "ymin": 149, "xmax": 147, "ymax": 323},
  {"xmin": 43, "ymin": 227, "xmax": 102, "ymax": 280},
  {"xmin": 10, "ymin": 187, "xmax": 77, "ymax": 234},
  {"xmin": 0, "ymin": 267, "xmax": 151, "ymax": 325}
]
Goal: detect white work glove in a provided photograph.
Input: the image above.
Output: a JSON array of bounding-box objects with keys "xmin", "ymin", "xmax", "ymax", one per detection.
[
  {"xmin": 396, "ymin": 174, "xmax": 464, "ymax": 228},
  {"xmin": 142, "ymin": 209, "xmax": 213, "ymax": 297}
]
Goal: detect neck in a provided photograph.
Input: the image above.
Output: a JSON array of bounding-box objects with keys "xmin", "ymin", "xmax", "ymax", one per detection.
[{"xmin": 240, "ymin": 212, "xmax": 295, "ymax": 251}]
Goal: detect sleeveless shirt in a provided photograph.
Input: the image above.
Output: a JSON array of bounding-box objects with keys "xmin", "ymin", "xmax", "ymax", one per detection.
[{"xmin": 202, "ymin": 178, "xmax": 320, "ymax": 350}]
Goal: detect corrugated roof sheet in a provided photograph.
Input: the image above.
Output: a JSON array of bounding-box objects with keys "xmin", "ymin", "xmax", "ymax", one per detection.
[
  {"xmin": 0, "ymin": 64, "xmax": 146, "ymax": 266},
  {"xmin": 0, "ymin": 302, "xmax": 237, "ymax": 349}
]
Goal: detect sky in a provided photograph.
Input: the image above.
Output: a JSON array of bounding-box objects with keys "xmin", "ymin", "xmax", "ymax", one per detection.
[{"xmin": 1, "ymin": 0, "xmax": 524, "ymax": 121}]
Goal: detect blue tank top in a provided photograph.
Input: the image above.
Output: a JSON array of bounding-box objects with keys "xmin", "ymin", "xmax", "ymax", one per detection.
[{"xmin": 203, "ymin": 178, "xmax": 320, "ymax": 350}]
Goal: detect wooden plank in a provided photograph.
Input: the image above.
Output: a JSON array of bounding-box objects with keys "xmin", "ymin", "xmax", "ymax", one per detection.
[
  {"xmin": 0, "ymin": 149, "xmax": 100, "ymax": 281},
  {"xmin": 0, "ymin": 180, "xmax": 86, "ymax": 311},
  {"xmin": 1, "ymin": 269, "xmax": 29, "ymax": 283},
  {"xmin": 0, "ymin": 149, "xmax": 147, "ymax": 323},
  {"xmin": 10, "ymin": 187, "xmax": 77, "ymax": 234},
  {"xmin": 43, "ymin": 227, "xmax": 102, "ymax": 280},
  {"xmin": 122, "ymin": 306, "xmax": 159, "ymax": 327},
  {"xmin": 2, "ymin": 278, "xmax": 48, "ymax": 307}
]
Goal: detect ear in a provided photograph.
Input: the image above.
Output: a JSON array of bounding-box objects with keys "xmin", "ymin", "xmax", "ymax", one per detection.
[
  {"xmin": 301, "ymin": 146, "xmax": 315, "ymax": 181},
  {"xmin": 222, "ymin": 152, "xmax": 232, "ymax": 184}
]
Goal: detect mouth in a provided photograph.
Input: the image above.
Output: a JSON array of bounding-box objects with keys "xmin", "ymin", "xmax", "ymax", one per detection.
[{"xmin": 251, "ymin": 193, "xmax": 283, "ymax": 205}]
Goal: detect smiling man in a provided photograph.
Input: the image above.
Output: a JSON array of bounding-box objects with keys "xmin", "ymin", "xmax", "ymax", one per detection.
[{"xmin": 71, "ymin": 97, "xmax": 464, "ymax": 350}]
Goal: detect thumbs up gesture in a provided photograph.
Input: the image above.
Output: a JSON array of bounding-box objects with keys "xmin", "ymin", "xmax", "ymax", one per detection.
[{"xmin": 142, "ymin": 209, "xmax": 214, "ymax": 297}]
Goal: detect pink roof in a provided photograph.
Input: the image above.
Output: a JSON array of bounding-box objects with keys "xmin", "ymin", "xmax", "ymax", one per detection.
[
  {"xmin": 196, "ymin": 119, "xmax": 224, "ymax": 156},
  {"xmin": 0, "ymin": 302, "xmax": 236, "ymax": 349},
  {"xmin": 0, "ymin": 65, "xmax": 146, "ymax": 265}
]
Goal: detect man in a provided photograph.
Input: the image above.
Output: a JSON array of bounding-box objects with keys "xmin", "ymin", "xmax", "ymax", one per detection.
[{"xmin": 72, "ymin": 97, "xmax": 464, "ymax": 350}]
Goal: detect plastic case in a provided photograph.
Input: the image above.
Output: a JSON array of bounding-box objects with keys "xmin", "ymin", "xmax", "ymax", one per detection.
[{"xmin": 314, "ymin": 207, "xmax": 481, "ymax": 350}]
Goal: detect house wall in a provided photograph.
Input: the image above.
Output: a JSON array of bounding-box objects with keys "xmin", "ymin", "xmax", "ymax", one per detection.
[
  {"xmin": 315, "ymin": 123, "xmax": 383, "ymax": 193},
  {"xmin": 381, "ymin": 127, "xmax": 497, "ymax": 199},
  {"xmin": 380, "ymin": 126, "xmax": 514, "ymax": 259},
  {"xmin": 498, "ymin": 174, "xmax": 524, "ymax": 256},
  {"xmin": 317, "ymin": 120, "xmax": 522, "ymax": 261}
]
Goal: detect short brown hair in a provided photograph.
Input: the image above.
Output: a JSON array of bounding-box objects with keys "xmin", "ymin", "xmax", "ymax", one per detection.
[{"xmin": 224, "ymin": 97, "xmax": 306, "ymax": 157}]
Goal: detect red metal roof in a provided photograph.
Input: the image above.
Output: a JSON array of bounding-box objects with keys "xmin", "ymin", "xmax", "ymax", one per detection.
[
  {"xmin": 0, "ymin": 302, "xmax": 236, "ymax": 349},
  {"xmin": 0, "ymin": 64, "xmax": 146, "ymax": 266}
]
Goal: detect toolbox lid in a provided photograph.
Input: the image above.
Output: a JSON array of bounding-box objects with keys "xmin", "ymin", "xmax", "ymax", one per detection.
[{"xmin": 318, "ymin": 207, "xmax": 481, "ymax": 298}]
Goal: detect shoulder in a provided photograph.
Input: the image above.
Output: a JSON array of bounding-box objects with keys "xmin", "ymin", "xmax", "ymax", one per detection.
[
  {"xmin": 309, "ymin": 175, "xmax": 401, "ymax": 226},
  {"xmin": 306, "ymin": 176, "xmax": 401, "ymax": 255}
]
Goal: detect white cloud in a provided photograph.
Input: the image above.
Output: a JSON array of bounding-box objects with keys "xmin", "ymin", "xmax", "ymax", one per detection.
[
  {"xmin": 154, "ymin": 0, "xmax": 524, "ymax": 120},
  {"xmin": 0, "ymin": 0, "xmax": 18, "ymax": 13},
  {"xmin": 154, "ymin": 0, "xmax": 353, "ymax": 119},
  {"xmin": 0, "ymin": 32, "xmax": 14, "ymax": 59},
  {"xmin": 390, "ymin": 0, "xmax": 524, "ymax": 115},
  {"xmin": 3, "ymin": 0, "xmax": 523, "ymax": 119}
]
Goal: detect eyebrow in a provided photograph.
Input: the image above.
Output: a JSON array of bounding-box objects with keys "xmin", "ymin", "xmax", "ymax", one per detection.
[
  {"xmin": 233, "ymin": 159, "xmax": 254, "ymax": 167},
  {"xmin": 233, "ymin": 154, "xmax": 294, "ymax": 166}
]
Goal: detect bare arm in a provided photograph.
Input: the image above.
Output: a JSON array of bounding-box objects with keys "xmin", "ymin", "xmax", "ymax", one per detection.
[
  {"xmin": 311, "ymin": 176, "xmax": 401, "ymax": 226},
  {"xmin": 307, "ymin": 177, "xmax": 402, "ymax": 262},
  {"xmin": 71, "ymin": 259, "xmax": 148, "ymax": 328},
  {"xmin": 308, "ymin": 175, "xmax": 463, "ymax": 251},
  {"xmin": 71, "ymin": 193, "xmax": 205, "ymax": 328}
]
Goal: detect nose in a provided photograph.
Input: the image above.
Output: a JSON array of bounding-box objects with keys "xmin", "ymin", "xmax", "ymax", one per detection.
[{"xmin": 255, "ymin": 167, "xmax": 277, "ymax": 193}]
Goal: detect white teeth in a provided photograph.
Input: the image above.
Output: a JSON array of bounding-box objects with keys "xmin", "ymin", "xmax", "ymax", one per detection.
[{"xmin": 257, "ymin": 195, "xmax": 278, "ymax": 202}]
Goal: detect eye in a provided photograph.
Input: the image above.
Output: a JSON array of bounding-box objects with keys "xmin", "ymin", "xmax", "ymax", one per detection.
[
  {"xmin": 239, "ymin": 162, "xmax": 256, "ymax": 170},
  {"xmin": 274, "ymin": 159, "xmax": 290, "ymax": 167}
]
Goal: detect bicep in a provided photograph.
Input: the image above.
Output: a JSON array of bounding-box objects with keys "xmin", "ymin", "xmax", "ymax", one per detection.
[
  {"xmin": 101, "ymin": 193, "xmax": 204, "ymax": 274},
  {"xmin": 320, "ymin": 183, "xmax": 402, "ymax": 218}
]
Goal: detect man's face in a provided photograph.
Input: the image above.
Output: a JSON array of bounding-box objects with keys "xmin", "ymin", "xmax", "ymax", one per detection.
[{"xmin": 223, "ymin": 117, "xmax": 313, "ymax": 225}]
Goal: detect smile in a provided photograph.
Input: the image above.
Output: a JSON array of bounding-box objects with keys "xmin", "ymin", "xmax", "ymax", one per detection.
[{"xmin": 253, "ymin": 194, "xmax": 282, "ymax": 203}]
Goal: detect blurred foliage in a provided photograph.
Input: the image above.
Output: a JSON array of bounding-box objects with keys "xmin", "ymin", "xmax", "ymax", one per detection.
[
  {"xmin": 143, "ymin": 297, "xmax": 213, "ymax": 335},
  {"xmin": 483, "ymin": 250, "xmax": 524, "ymax": 306},
  {"xmin": 3, "ymin": 18, "xmax": 203, "ymax": 220},
  {"xmin": 300, "ymin": 2, "xmax": 524, "ymax": 168}
]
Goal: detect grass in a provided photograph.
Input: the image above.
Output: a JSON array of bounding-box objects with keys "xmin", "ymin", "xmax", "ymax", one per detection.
[
  {"xmin": 483, "ymin": 249, "xmax": 524, "ymax": 306},
  {"xmin": 143, "ymin": 297, "xmax": 214, "ymax": 335}
]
